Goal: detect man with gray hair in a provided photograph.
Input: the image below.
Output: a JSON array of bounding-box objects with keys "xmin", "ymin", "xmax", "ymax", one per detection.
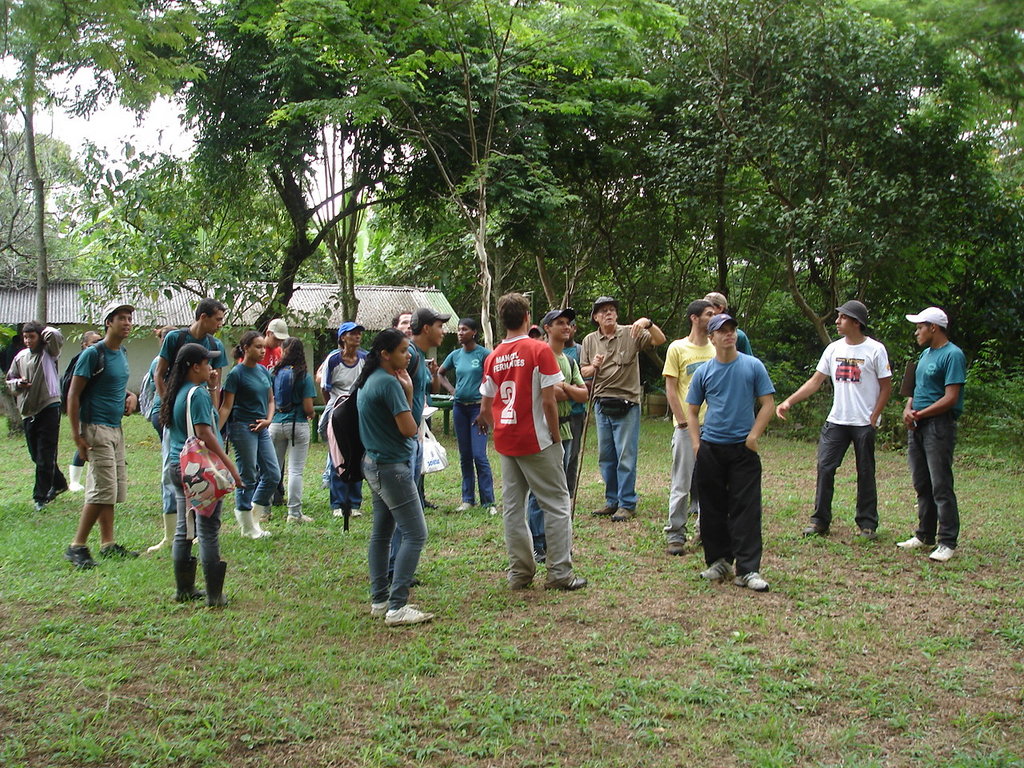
[{"xmin": 776, "ymin": 300, "xmax": 892, "ymax": 539}]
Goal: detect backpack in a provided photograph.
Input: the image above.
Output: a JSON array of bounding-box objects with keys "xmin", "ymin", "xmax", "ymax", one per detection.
[
  {"xmin": 273, "ymin": 366, "xmax": 301, "ymax": 415},
  {"xmin": 138, "ymin": 362, "xmax": 157, "ymax": 418},
  {"xmin": 328, "ymin": 390, "xmax": 364, "ymax": 484},
  {"xmin": 60, "ymin": 341, "xmax": 106, "ymax": 412}
]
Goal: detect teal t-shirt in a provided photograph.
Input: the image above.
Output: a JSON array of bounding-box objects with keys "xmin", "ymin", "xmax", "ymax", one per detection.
[
  {"xmin": 358, "ymin": 368, "xmax": 415, "ymax": 463},
  {"xmin": 564, "ymin": 344, "xmax": 587, "ymax": 416},
  {"xmin": 441, "ymin": 345, "xmax": 490, "ymax": 404},
  {"xmin": 170, "ymin": 383, "xmax": 219, "ymax": 458},
  {"xmin": 271, "ymin": 369, "xmax": 316, "ymax": 423},
  {"xmin": 73, "ymin": 342, "xmax": 130, "ymax": 427},
  {"xmin": 913, "ymin": 342, "xmax": 967, "ymax": 418},
  {"xmin": 408, "ymin": 343, "xmax": 430, "ymax": 426},
  {"xmin": 155, "ymin": 329, "xmax": 228, "ymax": 414},
  {"xmin": 687, "ymin": 353, "xmax": 775, "ymax": 444},
  {"xmin": 224, "ymin": 363, "xmax": 273, "ymax": 423}
]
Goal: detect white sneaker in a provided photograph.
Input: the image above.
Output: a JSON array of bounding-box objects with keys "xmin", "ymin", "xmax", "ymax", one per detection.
[
  {"xmin": 287, "ymin": 514, "xmax": 314, "ymax": 524},
  {"xmin": 896, "ymin": 535, "xmax": 929, "ymax": 549},
  {"xmin": 700, "ymin": 558, "xmax": 733, "ymax": 581},
  {"xmin": 384, "ymin": 604, "xmax": 435, "ymax": 626},
  {"xmin": 929, "ymin": 545, "xmax": 956, "ymax": 562},
  {"xmin": 332, "ymin": 508, "xmax": 345, "ymax": 517},
  {"xmin": 735, "ymin": 572, "xmax": 770, "ymax": 592},
  {"xmin": 486, "ymin": 505, "xmax": 499, "ymax": 516},
  {"xmin": 350, "ymin": 509, "xmax": 362, "ymax": 518},
  {"xmin": 370, "ymin": 601, "xmax": 388, "ymax": 617},
  {"xmin": 455, "ymin": 502, "xmax": 473, "ymax": 512}
]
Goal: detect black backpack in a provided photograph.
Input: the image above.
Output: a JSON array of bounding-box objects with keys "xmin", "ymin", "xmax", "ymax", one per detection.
[
  {"xmin": 330, "ymin": 389, "xmax": 364, "ymax": 484},
  {"xmin": 60, "ymin": 341, "xmax": 106, "ymax": 412}
]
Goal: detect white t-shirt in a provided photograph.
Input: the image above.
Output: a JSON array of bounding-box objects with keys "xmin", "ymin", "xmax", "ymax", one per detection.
[{"xmin": 816, "ymin": 336, "xmax": 892, "ymax": 426}]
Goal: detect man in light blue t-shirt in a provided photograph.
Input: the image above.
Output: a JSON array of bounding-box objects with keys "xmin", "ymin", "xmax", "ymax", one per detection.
[
  {"xmin": 897, "ymin": 306, "xmax": 967, "ymax": 563},
  {"xmin": 686, "ymin": 314, "xmax": 775, "ymax": 592}
]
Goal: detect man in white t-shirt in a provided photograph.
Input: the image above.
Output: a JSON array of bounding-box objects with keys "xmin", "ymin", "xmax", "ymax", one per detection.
[
  {"xmin": 776, "ymin": 300, "xmax": 892, "ymax": 539},
  {"xmin": 480, "ymin": 293, "xmax": 586, "ymax": 592}
]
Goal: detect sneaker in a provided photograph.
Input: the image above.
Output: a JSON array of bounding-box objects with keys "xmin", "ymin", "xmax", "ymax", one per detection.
[
  {"xmin": 533, "ymin": 548, "xmax": 546, "ymax": 564},
  {"xmin": 666, "ymin": 541, "xmax": 687, "ymax": 556},
  {"xmin": 259, "ymin": 510, "xmax": 273, "ymax": 524},
  {"xmin": 929, "ymin": 544, "xmax": 956, "ymax": 562},
  {"xmin": 856, "ymin": 528, "xmax": 878, "ymax": 541},
  {"xmin": 370, "ymin": 601, "xmax": 388, "ymax": 617},
  {"xmin": 287, "ymin": 514, "xmax": 314, "ymax": 524},
  {"xmin": 896, "ymin": 535, "xmax": 931, "ymax": 549},
  {"xmin": 100, "ymin": 543, "xmax": 139, "ymax": 559},
  {"xmin": 700, "ymin": 558, "xmax": 733, "ymax": 581},
  {"xmin": 331, "ymin": 508, "xmax": 346, "ymax": 518},
  {"xmin": 64, "ymin": 545, "xmax": 97, "ymax": 569},
  {"xmin": 591, "ymin": 505, "xmax": 616, "ymax": 517},
  {"xmin": 802, "ymin": 524, "xmax": 829, "ymax": 537},
  {"xmin": 611, "ymin": 507, "xmax": 635, "ymax": 522},
  {"xmin": 384, "ymin": 604, "xmax": 435, "ymax": 626},
  {"xmin": 350, "ymin": 509, "xmax": 362, "ymax": 518},
  {"xmin": 33, "ymin": 500, "xmax": 48, "ymax": 512},
  {"xmin": 735, "ymin": 571, "xmax": 770, "ymax": 592},
  {"xmin": 486, "ymin": 505, "xmax": 499, "ymax": 516},
  {"xmin": 455, "ymin": 502, "xmax": 473, "ymax": 512}
]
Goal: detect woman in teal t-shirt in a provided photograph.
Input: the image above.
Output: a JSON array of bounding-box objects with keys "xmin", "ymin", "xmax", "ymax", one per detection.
[
  {"xmin": 219, "ymin": 331, "xmax": 280, "ymax": 539},
  {"xmin": 359, "ymin": 329, "xmax": 433, "ymax": 627},
  {"xmin": 160, "ymin": 343, "xmax": 242, "ymax": 608},
  {"xmin": 270, "ymin": 338, "xmax": 316, "ymax": 523}
]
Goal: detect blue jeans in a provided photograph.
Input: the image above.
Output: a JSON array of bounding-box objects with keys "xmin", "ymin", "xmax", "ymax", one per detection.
[
  {"xmin": 170, "ymin": 465, "xmax": 222, "ymax": 572},
  {"xmin": 908, "ymin": 413, "xmax": 960, "ymax": 548},
  {"xmin": 595, "ymin": 400, "xmax": 641, "ymax": 510},
  {"xmin": 159, "ymin": 425, "xmax": 178, "ymax": 517},
  {"xmin": 453, "ymin": 402, "xmax": 494, "ymax": 505},
  {"xmin": 327, "ymin": 455, "xmax": 363, "ymax": 510},
  {"xmin": 389, "ymin": 438, "xmax": 423, "ymax": 574},
  {"xmin": 812, "ymin": 421, "xmax": 878, "ymax": 531},
  {"xmin": 228, "ymin": 422, "xmax": 281, "ymax": 510},
  {"xmin": 527, "ymin": 438, "xmax": 572, "ymax": 552},
  {"xmin": 364, "ymin": 455, "xmax": 428, "ymax": 611}
]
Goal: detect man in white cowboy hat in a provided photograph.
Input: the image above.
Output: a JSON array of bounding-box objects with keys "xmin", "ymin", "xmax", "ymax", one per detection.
[
  {"xmin": 896, "ymin": 306, "xmax": 966, "ymax": 562},
  {"xmin": 776, "ymin": 299, "xmax": 892, "ymax": 540}
]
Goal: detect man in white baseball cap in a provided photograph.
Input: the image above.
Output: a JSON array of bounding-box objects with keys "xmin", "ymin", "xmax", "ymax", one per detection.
[{"xmin": 897, "ymin": 306, "xmax": 966, "ymax": 562}]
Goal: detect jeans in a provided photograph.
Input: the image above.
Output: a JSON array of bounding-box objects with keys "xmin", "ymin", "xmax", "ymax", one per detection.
[
  {"xmin": 453, "ymin": 402, "xmax": 494, "ymax": 505},
  {"xmin": 527, "ymin": 438, "xmax": 572, "ymax": 552},
  {"xmin": 159, "ymin": 426, "xmax": 179, "ymax": 517},
  {"xmin": 812, "ymin": 421, "xmax": 878, "ymax": 531},
  {"xmin": 170, "ymin": 465, "xmax": 222, "ymax": 572},
  {"xmin": 595, "ymin": 399, "xmax": 641, "ymax": 510},
  {"xmin": 228, "ymin": 422, "xmax": 281, "ymax": 510},
  {"xmin": 364, "ymin": 455, "xmax": 428, "ymax": 611},
  {"xmin": 907, "ymin": 413, "xmax": 960, "ymax": 548},
  {"xmin": 500, "ymin": 443, "xmax": 575, "ymax": 586},
  {"xmin": 694, "ymin": 441, "xmax": 763, "ymax": 576},
  {"xmin": 270, "ymin": 421, "xmax": 310, "ymax": 517},
  {"xmin": 24, "ymin": 404, "xmax": 66, "ymax": 503},
  {"xmin": 666, "ymin": 426, "xmax": 698, "ymax": 544},
  {"xmin": 389, "ymin": 438, "xmax": 423, "ymax": 575},
  {"xmin": 564, "ymin": 411, "xmax": 586, "ymax": 498},
  {"xmin": 327, "ymin": 455, "xmax": 363, "ymax": 510}
]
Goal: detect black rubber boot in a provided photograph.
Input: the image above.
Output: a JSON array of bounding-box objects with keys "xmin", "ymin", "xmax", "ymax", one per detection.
[
  {"xmin": 174, "ymin": 556, "xmax": 206, "ymax": 603},
  {"xmin": 203, "ymin": 560, "xmax": 229, "ymax": 607}
]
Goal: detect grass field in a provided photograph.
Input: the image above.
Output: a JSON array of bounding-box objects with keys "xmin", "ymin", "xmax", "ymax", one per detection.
[{"xmin": 1, "ymin": 414, "xmax": 1022, "ymax": 767}]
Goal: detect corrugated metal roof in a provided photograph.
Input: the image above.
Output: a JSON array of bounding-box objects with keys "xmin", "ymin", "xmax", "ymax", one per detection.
[{"xmin": 0, "ymin": 281, "xmax": 459, "ymax": 333}]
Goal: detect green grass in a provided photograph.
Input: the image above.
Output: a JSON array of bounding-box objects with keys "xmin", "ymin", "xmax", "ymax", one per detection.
[{"xmin": 1, "ymin": 415, "xmax": 1023, "ymax": 767}]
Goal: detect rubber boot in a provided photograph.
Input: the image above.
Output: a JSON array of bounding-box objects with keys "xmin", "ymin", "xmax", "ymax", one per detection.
[
  {"xmin": 203, "ymin": 560, "xmax": 229, "ymax": 607},
  {"xmin": 173, "ymin": 556, "xmax": 206, "ymax": 602},
  {"xmin": 249, "ymin": 504, "xmax": 272, "ymax": 538},
  {"xmin": 234, "ymin": 508, "xmax": 257, "ymax": 538},
  {"xmin": 146, "ymin": 513, "xmax": 177, "ymax": 554},
  {"xmin": 68, "ymin": 464, "xmax": 85, "ymax": 493}
]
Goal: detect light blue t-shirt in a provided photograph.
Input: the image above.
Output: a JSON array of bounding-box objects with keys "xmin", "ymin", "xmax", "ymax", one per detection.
[
  {"xmin": 358, "ymin": 368, "xmax": 415, "ymax": 463},
  {"xmin": 686, "ymin": 353, "xmax": 775, "ymax": 444},
  {"xmin": 441, "ymin": 345, "xmax": 491, "ymax": 404},
  {"xmin": 73, "ymin": 342, "xmax": 130, "ymax": 427},
  {"xmin": 170, "ymin": 383, "xmax": 219, "ymax": 458},
  {"xmin": 913, "ymin": 342, "xmax": 967, "ymax": 418}
]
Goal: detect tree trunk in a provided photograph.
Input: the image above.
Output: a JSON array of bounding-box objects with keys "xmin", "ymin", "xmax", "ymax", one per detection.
[
  {"xmin": 535, "ymin": 250, "xmax": 557, "ymax": 309},
  {"xmin": 784, "ymin": 243, "xmax": 830, "ymax": 345},
  {"xmin": 22, "ymin": 53, "xmax": 48, "ymax": 323},
  {"xmin": 714, "ymin": 160, "xmax": 728, "ymax": 294}
]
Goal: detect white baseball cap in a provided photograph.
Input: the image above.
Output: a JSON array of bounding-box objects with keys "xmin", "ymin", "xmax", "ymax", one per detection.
[
  {"xmin": 905, "ymin": 307, "xmax": 948, "ymax": 328},
  {"xmin": 266, "ymin": 318, "xmax": 290, "ymax": 339}
]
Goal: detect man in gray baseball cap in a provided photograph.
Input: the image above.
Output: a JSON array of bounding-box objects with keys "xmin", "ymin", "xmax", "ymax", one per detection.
[{"xmin": 776, "ymin": 300, "xmax": 892, "ymax": 540}]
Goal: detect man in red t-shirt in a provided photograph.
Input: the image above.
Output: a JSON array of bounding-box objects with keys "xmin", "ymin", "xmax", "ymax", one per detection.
[
  {"xmin": 481, "ymin": 293, "xmax": 587, "ymax": 592},
  {"xmin": 261, "ymin": 318, "xmax": 289, "ymax": 369}
]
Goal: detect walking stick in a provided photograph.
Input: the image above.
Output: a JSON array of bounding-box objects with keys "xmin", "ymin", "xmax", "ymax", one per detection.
[{"xmin": 570, "ymin": 365, "xmax": 600, "ymax": 520}]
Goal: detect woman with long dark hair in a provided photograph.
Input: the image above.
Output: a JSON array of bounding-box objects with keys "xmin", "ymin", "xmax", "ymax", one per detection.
[
  {"xmin": 269, "ymin": 337, "xmax": 316, "ymax": 524},
  {"xmin": 438, "ymin": 317, "xmax": 495, "ymax": 514},
  {"xmin": 161, "ymin": 343, "xmax": 243, "ymax": 607},
  {"xmin": 218, "ymin": 331, "xmax": 279, "ymax": 539},
  {"xmin": 360, "ymin": 329, "xmax": 433, "ymax": 626}
]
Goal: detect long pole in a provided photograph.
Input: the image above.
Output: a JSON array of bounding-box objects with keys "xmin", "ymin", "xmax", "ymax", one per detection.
[{"xmin": 570, "ymin": 366, "xmax": 600, "ymax": 520}]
